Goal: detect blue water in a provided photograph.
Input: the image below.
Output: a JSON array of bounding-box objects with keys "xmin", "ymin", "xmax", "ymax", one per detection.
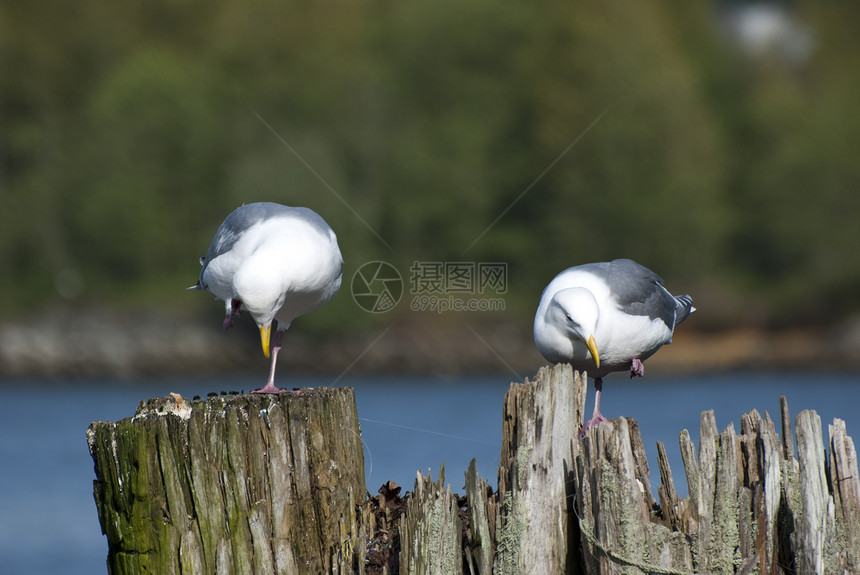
[{"xmin": 1, "ymin": 371, "xmax": 858, "ymax": 575}]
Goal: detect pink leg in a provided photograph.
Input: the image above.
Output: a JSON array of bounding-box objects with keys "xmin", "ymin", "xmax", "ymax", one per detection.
[
  {"xmin": 579, "ymin": 377, "xmax": 608, "ymax": 438},
  {"xmin": 251, "ymin": 330, "xmax": 296, "ymax": 394},
  {"xmin": 630, "ymin": 358, "xmax": 645, "ymax": 378}
]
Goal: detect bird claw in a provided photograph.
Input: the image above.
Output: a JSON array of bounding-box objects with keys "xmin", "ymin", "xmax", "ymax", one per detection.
[
  {"xmin": 630, "ymin": 358, "xmax": 645, "ymax": 378},
  {"xmin": 579, "ymin": 413, "xmax": 608, "ymax": 438}
]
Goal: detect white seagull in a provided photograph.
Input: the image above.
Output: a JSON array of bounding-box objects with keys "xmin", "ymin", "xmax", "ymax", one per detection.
[
  {"xmin": 189, "ymin": 202, "xmax": 343, "ymax": 393},
  {"xmin": 533, "ymin": 259, "xmax": 694, "ymax": 436}
]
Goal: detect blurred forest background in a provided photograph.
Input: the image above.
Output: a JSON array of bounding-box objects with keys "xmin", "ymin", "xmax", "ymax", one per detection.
[{"xmin": 1, "ymin": 0, "xmax": 859, "ymax": 376}]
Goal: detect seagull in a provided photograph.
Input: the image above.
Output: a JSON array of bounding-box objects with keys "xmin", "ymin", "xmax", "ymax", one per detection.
[
  {"xmin": 189, "ymin": 202, "xmax": 343, "ymax": 393},
  {"xmin": 533, "ymin": 259, "xmax": 694, "ymax": 436}
]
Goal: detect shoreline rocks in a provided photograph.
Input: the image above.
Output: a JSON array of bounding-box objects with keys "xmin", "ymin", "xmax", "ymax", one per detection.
[{"xmin": 1, "ymin": 308, "xmax": 859, "ymax": 378}]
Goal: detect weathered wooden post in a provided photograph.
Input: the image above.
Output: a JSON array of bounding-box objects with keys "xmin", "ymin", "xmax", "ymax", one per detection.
[
  {"xmin": 490, "ymin": 364, "xmax": 587, "ymax": 575},
  {"xmin": 88, "ymin": 366, "xmax": 860, "ymax": 575},
  {"xmin": 574, "ymin": 395, "xmax": 860, "ymax": 574},
  {"xmin": 472, "ymin": 363, "xmax": 860, "ymax": 574},
  {"xmin": 88, "ymin": 388, "xmax": 366, "ymax": 575}
]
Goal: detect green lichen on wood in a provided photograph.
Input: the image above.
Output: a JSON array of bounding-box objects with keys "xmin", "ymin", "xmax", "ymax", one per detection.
[
  {"xmin": 707, "ymin": 424, "xmax": 741, "ymax": 574},
  {"xmin": 400, "ymin": 466, "xmax": 463, "ymax": 575},
  {"xmin": 495, "ymin": 431, "xmax": 536, "ymax": 573},
  {"xmin": 594, "ymin": 434, "xmax": 649, "ymax": 574},
  {"xmin": 494, "ymin": 487, "xmax": 527, "ymax": 575},
  {"xmin": 642, "ymin": 523, "xmax": 694, "ymax": 572}
]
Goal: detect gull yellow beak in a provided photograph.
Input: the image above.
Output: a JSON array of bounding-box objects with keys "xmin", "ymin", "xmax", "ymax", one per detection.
[
  {"xmin": 260, "ymin": 324, "xmax": 272, "ymax": 358},
  {"xmin": 585, "ymin": 335, "xmax": 600, "ymax": 368}
]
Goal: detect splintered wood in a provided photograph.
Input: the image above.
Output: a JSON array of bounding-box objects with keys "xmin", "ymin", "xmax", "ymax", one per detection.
[
  {"xmin": 399, "ymin": 466, "xmax": 463, "ymax": 575},
  {"xmin": 573, "ymin": 387, "xmax": 860, "ymax": 575},
  {"xmin": 486, "ymin": 364, "xmax": 859, "ymax": 574},
  {"xmin": 88, "ymin": 366, "xmax": 859, "ymax": 575},
  {"xmin": 494, "ymin": 363, "xmax": 581, "ymax": 574}
]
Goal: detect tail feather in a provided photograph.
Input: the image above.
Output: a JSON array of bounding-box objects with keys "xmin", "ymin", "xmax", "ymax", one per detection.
[{"xmin": 673, "ymin": 294, "xmax": 695, "ymax": 326}]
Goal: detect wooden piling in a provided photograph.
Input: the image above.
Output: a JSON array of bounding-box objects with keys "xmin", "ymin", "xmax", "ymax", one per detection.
[
  {"xmin": 88, "ymin": 365, "xmax": 860, "ymax": 574},
  {"xmin": 488, "ymin": 364, "xmax": 860, "ymax": 574},
  {"xmin": 88, "ymin": 389, "xmax": 366, "ymax": 575},
  {"xmin": 571, "ymin": 387, "xmax": 860, "ymax": 575},
  {"xmin": 493, "ymin": 364, "xmax": 583, "ymax": 574}
]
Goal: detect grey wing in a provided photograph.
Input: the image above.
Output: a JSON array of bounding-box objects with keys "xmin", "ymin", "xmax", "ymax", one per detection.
[
  {"xmin": 203, "ymin": 203, "xmax": 288, "ymax": 262},
  {"xmin": 287, "ymin": 206, "xmax": 339, "ymax": 240},
  {"xmin": 193, "ymin": 204, "xmax": 277, "ymax": 288},
  {"xmin": 195, "ymin": 219, "xmax": 244, "ymax": 289},
  {"xmin": 201, "ymin": 223, "xmax": 240, "ymax": 267},
  {"xmin": 199, "ymin": 202, "xmax": 305, "ymax": 266},
  {"xmin": 606, "ymin": 259, "xmax": 676, "ymax": 328}
]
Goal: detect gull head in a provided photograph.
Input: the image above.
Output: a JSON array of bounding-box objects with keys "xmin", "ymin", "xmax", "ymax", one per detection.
[{"xmin": 550, "ymin": 288, "xmax": 601, "ymax": 367}]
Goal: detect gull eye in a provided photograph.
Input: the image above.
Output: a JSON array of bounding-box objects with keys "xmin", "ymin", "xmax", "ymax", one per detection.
[{"xmin": 565, "ymin": 313, "xmax": 572, "ymax": 321}]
